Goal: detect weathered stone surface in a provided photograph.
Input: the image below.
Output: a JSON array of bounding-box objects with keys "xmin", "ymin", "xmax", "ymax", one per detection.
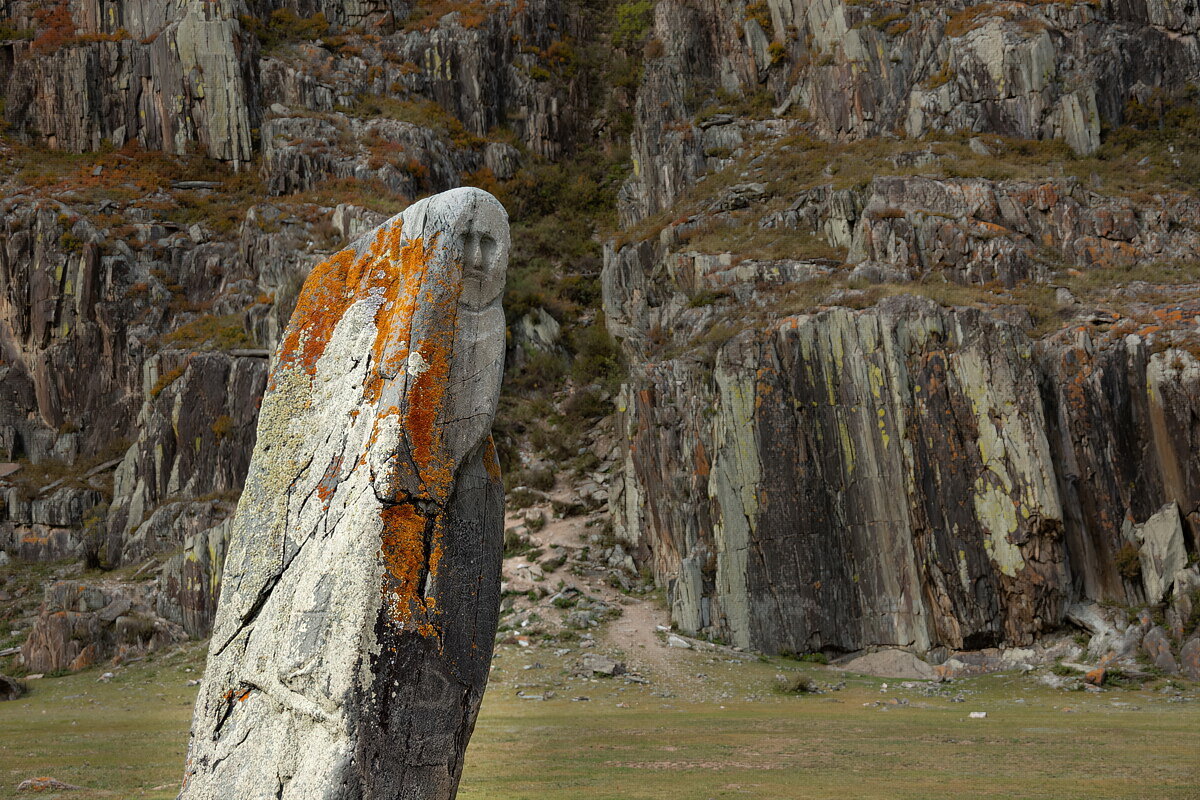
[
  {"xmin": 1, "ymin": 486, "xmax": 104, "ymax": 561},
  {"xmin": 0, "ymin": 674, "xmax": 25, "ymax": 701},
  {"xmin": 20, "ymin": 580, "xmax": 186, "ymax": 673},
  {"xmin": 157, "ymin": 517, "xmax": 234, "ymax": 639},
  {"xmin": 1141, "ymin": 626, "xmax": 1180, "ymax": 675},
  {"xmin": 105, "ymin": 351, "xmax": 266, "ymax": 565},
  {"xmin": 844, "ymin": 178, "xmax": 1200, "ymax": 287},
  {"xmin": 1180, "ymin": 638, "xmax": 1200, "ymax": 682},
  {"xmin": 180, "ymin": 187, "xmax": 508, "ymax": 800},
  {"xmin": 1042, "ymin": 344, "xmax": 1200, "ymax": 605},
  {"xmin": 4, "ymin": 1, "xmax": 257, "ymax": 166},
  {"xmin": 253, "ymin": 0, "xmax": 579, "ymax": 159},
  {"xmin": 842, "ymin": 650, "xmax": 935, "ymax": 681},
  {"xmin": 16, "ymin": 776, "xmax": 82, "ymax": 792},
  {"xmin": 747, "ymin": 175, "xmax": 1200, "ymax": 290},
  {"xmin": 620, "ymin": 0, "xmax": 1200, "ymax": 225},
  {"xmin": 0, "ymin": 0, "xmax": 597, "ymax": 606},
  {"xmin": 1170, "ymin": 567, "xmax": 1200, "ymax": 639},
  {"xmin": 610, "ymin": 294, "xmax": 1067, "ymax": 654},
  {"xmin": 581, "ymin": 652, "xmax": 625, "ymax": 677},
  {"xmin": 261, "ymin": 116, "xmax": 469, "ymax": 199},
  {"xmin": 1067, "ymin": 602, "xmax": 1141, "ymax": 661},
  {"xmin": 4, "ymin": 486, "xmax": 101, "ymax": 528},
  {"xmin": 605, "ymin": 198, "xmax": 1200, "ymax": 655},
  {"xmin": 1135, "ymin": 504, "xmax": 1187, "ymax": 606},
  {"xmin": 512, "ymin": 307, "xmax": 562, "ymax": 354},
  {"xmin": 0, "ymin": 202, "xmax": 135, "ymax": 461}
]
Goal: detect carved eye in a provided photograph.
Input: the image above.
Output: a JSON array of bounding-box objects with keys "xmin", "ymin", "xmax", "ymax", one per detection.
[
  {"xmin": 480, "ymin": 234, "xmax": 497, "ymax": 267},
  {"xmin": 461, "ymin": 231, "xmax": 480, "ymax": 273}
]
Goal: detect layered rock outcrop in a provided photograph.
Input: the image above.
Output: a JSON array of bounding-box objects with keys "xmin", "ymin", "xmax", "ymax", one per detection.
[
  {"xmin": 1, "ymin": 486, "xmax": 104, "ymax": 561},
  {"xmin": 610, "ymin": 296, "xmax": 1064, "ymax": 652},
  {"xmin": 1, "ymin": 0, "xmax": 1199, "ymax": 677},
  {"xmin": 607, "ymin": 226, "xmax": 1200, "ymax": 662},
  {"xmin": 621, "ymin": 0, "xmax": 1200, "ymax": 224},
  {"xmin": 1042, "ymin": 341, "xmax": 1200, "ymax": 606},
  {"xmin": 600, "ymin": 0, "xmax": 1200, "ymax": 662},
  {"xmin": 2, "ymin": 0, "xmax": 578, "ymax": 163},
  {"xmin": 3, "ymin": 0, "xmax": 257, "ymax": 165},
  {"xmin": 157, "ymin": 517, "xmax": 235, "ymax": 639},
  {"xmin": 21, "ymin": 579, "xmax": 186, "ymax": 673},
  {"xmin": 0, "ymin": 484, "xmax": 104, "ymax": 561},
  {"xmin": 106, "ymin": 350, "xmax": 267, "ymax": 564},
  {"xmin": 181, "ymin": 188, "xmax": 508, "ymax": 799}
]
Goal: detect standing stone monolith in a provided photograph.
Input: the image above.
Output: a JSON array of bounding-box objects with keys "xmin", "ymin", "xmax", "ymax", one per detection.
[{"xmin": 179, "ymin": 187, "xmax": 509, "ymax": 799}]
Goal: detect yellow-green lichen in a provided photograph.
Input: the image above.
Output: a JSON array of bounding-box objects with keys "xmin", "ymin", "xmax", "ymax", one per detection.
[{"xmin": 973, "ymin": 482, "xmax": 1023, "ymax": 577}]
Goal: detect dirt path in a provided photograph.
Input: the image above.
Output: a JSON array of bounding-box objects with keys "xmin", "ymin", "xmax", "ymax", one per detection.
[
  {"xmin": 505, "ymin": 496, "xmax": 680, "ymax": 680},
  {"xmin": 602, "ymin": 592, "xmax": 678, "ymax": 679}
]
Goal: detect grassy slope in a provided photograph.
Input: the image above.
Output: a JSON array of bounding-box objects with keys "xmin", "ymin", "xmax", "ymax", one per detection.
[{"xmin": 1, "ymin": 642, "xmax": 1197, "ymax": 799}]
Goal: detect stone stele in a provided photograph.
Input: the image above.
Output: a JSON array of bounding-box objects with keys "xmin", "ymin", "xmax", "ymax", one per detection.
[{"xmin": 179, "ymin": 187, "xmax": 509, "ymax": 799}]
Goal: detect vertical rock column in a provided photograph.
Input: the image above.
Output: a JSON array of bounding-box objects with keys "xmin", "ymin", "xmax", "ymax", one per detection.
[{"xmin": 179, "ymin": 188, "xmax": 509, "ymax": 800}]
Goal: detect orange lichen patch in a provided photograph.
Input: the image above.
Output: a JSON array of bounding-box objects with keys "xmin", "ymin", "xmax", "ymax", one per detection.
[
  {"xmin": 68, "ymin": 644, "xmax": 98, "ymax": 672},
  {"xmin": 387, "ymin": 219, "xmax": 405, "ymax": 260},
  {"xmin": 972, "ymin": 220, "xmax": 1010, "ymax": 238},
  {"xmin": 1016, "ymin": 183, "xmax": 1059, "ymax": 209},
  {"xmin": 482, "ymin": 435, "xmax": 502, "ymax": 482},
  {"xmin": 1060, "ymin": 348, "xmax": 1094, "ymax": 411},
  {"xmin": 276, "ymin": 247, "xmax": 358, "ymax": 378},
  {"xmin": 363, "ymin": 232, "xmax": 440, "ymax": 404},
  {"xmin": 1152, "ymin": 307, "xmax": 1188, "ymax": 324},
  {"xmin": 406, "ymin": 336, "xmax": 453, "ymax": 498},
  {"xmin": 379, "ymin": 504, "xmax": 426, "ymax": 622},
  {"xmin": 315, "ymin": 454, "xmax": 343, "ymax": 507},
  {"xmin": 694, "ymin": 440, "xmax": 711, "ymax": 478},
  {"xmin": 220, "ymin": 688, "xmax": 252, "ymax": 703},
  {"xmin": 362, "ymin": 244, "xmax": 465, "ymax": 500},
  {"xmin": 378, "ymin": 503, "xmax": 444, "ymax": 638},
  {"xmin": 276, "ymin": 220, "xmax": 430, "ymax": 385},
  {"xmin": 1076, "ymin": 238, "xmax": 1139, "ymax": 269},
  {"xmin": 427, "ymin": 517, "xmax": 445, "ymax": 582}
]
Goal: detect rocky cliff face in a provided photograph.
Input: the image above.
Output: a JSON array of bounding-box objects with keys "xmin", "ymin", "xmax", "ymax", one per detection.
[
  {"xmin": 614, "ymin": 296, "xmax": 1071, "ymax": 653},
  {"xmin": 3, "ymin": 0, "xmax": 258, "ymax": 165},
  {"xmin": 106, "ymin": 350, "xmax": 266, "ymax": 565},
  {"xmin": 620, "ymin": 0, "xmax": 1200, "ymax": 225},
  {"xmin": 0, "ymin": 0, "xmax": 1198, "ymax": 678},
  {"xmin": 603, "ymin": 0, "xmax": 1200, "ymax": 664},
  {"xmin": 606, "ymin": 261, "xmax": 1200, "ymax": 654},
  {"xmin": 0, "ymin": 0, "xmax": 603, "ymax": 650}
]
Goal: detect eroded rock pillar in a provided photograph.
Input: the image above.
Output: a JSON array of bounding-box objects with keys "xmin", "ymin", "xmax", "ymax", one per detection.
[{"xmin": 179, "ymin": 187, "xmax": 509, "ymax": 799}]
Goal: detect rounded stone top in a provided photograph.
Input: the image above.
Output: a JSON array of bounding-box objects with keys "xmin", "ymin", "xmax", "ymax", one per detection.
[{"xmin": 373, "ymin": 187, "xmax": 509, "ymax": 313}]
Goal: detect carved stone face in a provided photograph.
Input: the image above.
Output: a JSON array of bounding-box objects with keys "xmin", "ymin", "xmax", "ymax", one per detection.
[
  {"xmin": 457, "ymin": 206, "xmax": 509, "ymax": 313},
  {"xmin": 355, "ymin": 188, "xmax": 510, "ymax": 505}
]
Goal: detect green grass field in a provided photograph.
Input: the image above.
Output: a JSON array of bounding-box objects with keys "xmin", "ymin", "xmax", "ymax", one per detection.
[{"xmin": 2, "ymin": 641, "xmax": 1197, "ymax": 799}]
